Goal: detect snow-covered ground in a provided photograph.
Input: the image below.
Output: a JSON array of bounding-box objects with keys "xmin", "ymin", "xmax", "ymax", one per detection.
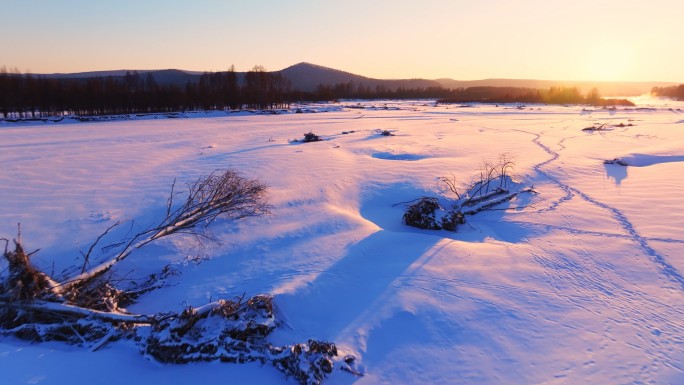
[{"xmin": 2, "ymin": 98, "xmax": 684, "ymax": 384}]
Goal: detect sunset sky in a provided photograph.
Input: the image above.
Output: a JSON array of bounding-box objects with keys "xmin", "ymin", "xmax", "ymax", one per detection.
[{"xmin": 3, "ymin": 0, "xmax": 683, "ymax": 82}]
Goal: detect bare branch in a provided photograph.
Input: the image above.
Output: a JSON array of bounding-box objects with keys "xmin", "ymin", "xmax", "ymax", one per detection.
[
  {"xmin": 439, "ymin": 172, "xmax": 462, "ymax": 200},
  {"xmin": 81, "ymin": 220, "xmax": 121, "ymax": 274},
  {"xmin": 166, "ymin": 178, "xmax": 177, "ymax": 219},
  {"xmin": 0, "ymin": 298, "xmax": 154, "ymax": 323},
  {"xmin": 65, "ymin": 169, "xmax": 269, "ymax": 291},
  {"xmin": 1, "ymin": 238, "xmax": 9, "ymax": 255}
]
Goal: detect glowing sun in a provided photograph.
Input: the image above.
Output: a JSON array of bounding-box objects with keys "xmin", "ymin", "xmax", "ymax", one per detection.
[{"xmin": 582, "ymin": 43, "xmax": 636, "ymax": 81}]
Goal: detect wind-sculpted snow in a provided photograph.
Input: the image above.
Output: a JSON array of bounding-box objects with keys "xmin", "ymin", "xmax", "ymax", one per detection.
[{"xmin": 2, "ymin": 99, "xmax": 684, "ymax": 385}]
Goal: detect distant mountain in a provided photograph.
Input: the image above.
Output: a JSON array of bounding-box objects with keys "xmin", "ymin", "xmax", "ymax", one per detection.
[
  {"xmin": 276, "ymin": 63, "xmax": 368, "ymax": 91},
  {"xmin": 38, "ymin": 63, "xmax": 677, "ymax": 96},
  {"xmin": 44, "ymin": 69, "xmax": 156, "ymax": 79},
  {"xmin": 39, "ymin": 63, "xmax": 443, "ymax": 93},
  {"xmin": 44, "ymin": 69, "xmax": 200, "ymax": 86}
]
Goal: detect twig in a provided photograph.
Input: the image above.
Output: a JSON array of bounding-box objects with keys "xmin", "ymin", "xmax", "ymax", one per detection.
[
  {"xmin": 440, "ymin": 173, "xmax": 462, "ymax": 200},
  {"xmin": 391, "ymin": 196, "xmax": 440, "ymax": 207},
  {"xmin": 1, "ymin": 238, "xmax": 8, "ymax": 255},
  {"xmin": 69, "ymin": 324, "xmax": 88, "ymax": 345},
  {"xmin": 81, "ymin": 220, "xmax": 121, "ymax": 273},
  {"xmin": 166, "ymin": 178, "xmax": 177, "ymax": 219},
  {"xmin": 90, "ymin": 329, "xmax": 117, "ymax": 352}
]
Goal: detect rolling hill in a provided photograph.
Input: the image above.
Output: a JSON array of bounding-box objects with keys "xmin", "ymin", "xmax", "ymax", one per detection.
[{"xmin": 37, "ymin": 62, "xmax": 677, "ymax": 96}]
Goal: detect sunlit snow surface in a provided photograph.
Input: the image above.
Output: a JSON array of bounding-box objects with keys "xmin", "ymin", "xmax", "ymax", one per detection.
[{"xmin": 2, "ymin": 98, "xmax": 684, "ymax": 384}]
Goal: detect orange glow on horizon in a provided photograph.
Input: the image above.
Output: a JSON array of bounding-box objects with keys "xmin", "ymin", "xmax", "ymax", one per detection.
[
  {"xmin": 1, "ymin": 1, "xmax": 682, "ymax": 83},
  {"xmin": 581, "ymin": 43, "xmax": 637, "ymax": 82}
]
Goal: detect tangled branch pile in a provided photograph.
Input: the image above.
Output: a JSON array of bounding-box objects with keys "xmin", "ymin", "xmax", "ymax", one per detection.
[
  {"xmin": 604, "ymin": 158, "xmax": 628, "ymax": 166},
  {"xmin": 0, "ymin": 169, "xmax": 359, "ymax": 385},
  {"xmin": 303, "ymin": 131, "xmax": 322, "ymax": 142}
]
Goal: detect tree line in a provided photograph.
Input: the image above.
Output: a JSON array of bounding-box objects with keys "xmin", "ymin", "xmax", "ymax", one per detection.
[
  {"xmin": 302, "ymin": 82, "xmax": 453, "ymax": 101},
  {"xmin": 0, "ymin": 65, "xmax": 291, "ymax": 119},
  {"xmin": 302, "ymin": 83, "xmax": 632, "ymax": 106},
  {"xmin": 651, "ymin": 84, "xmax": 684, "ymax": 100},
  {"xmin": 1, "ymin": 65, "xmax": 636, "ymax": 119},
  {"xmin": 436, "ymin": 86, "xmax": 633, "ymax": 106}
]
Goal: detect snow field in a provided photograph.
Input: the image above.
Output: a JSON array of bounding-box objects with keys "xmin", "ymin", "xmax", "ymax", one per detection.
[{"xmin": 2, "ymin": 99, "xmax": 684, "ymax": 384}]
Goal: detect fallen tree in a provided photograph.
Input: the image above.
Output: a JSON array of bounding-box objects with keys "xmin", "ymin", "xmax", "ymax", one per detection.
[
  {"xmin": 0, "ymin": 169, "xmax": 360, "ymax": 385},
  {"xmin": 402, "ymin": 156, "xmax": 536, "ymax": 231}
]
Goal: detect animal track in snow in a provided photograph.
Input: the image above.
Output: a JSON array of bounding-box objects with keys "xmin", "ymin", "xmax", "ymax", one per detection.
[{"xmin": 524, "ymin": 129, "xmax": 684, "ymax": 290}]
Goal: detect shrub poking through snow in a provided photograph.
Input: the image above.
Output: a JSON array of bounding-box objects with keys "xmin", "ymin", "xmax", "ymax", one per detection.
[
  {"xmin": 378, "ymin": 129, "xmax": 394, "ymax": 136},
  {"xmin": 583, "ymin": 122, "xmax": 634, "ymax": 131},
  {"xmin": 604, "ymin": 158, "xmax": 628, "ymax": 166},
  {"xmin": 583, "ymin": 123, "xmax": 607, "ymax": 131},
  {"xmin": 0, "ymin": 170, "xmax": 358, "ymax": 385},
  {"xmin": 271, "ymin": 340, "xmax": 356, "ymax": 385},
  {"xmin": 440, "ymin": 210, "xmax": 466, "ymax": 232},
  {"xmin": 402, "ymin": 155, "xmax": 535, "ymax": 232},
  {"xmin": 303, "ymin": 131, "xmax": 322, "ymax": 142},
  {"xmin": 402, "ymin": 198, "xmax": 467, "ymax": 231},
  {"xmin": 143, "ymin": 295, "xmax": 278, "ymax": 364},
  {"xmin": 403, "ymin": 197, "xmax": 443, "ymax": 230},
  {"xmin": 289, "ymin": 132, "xmax": 323, "ymax": 143}
]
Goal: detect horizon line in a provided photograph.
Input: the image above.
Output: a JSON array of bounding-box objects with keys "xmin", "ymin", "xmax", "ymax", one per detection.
[{"xmin": 4, "ymin": 62, "xmax": 681, "ymax": 84}]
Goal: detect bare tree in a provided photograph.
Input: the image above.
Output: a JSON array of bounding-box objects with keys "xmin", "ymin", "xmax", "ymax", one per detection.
[
  {"xmin": 66, "ymin": 169, "xmax": 269, "ymax": 292},
  {"xmin": 2, "ymin": 168, "xmax": 268, "ymax": 309}
]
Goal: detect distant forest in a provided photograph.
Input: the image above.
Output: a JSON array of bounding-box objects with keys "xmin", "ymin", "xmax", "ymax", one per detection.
[
  {"xmin": 0, "ymin": 66, "xmax": 291, "ymax": 118},
  {"xmin": 312, "ymin": 83, "xmax": 633, "ymax": 106},
  {"xmin": 1, "ymin": 66, "xmax": 633, "ymax": 119},
  {"xmin": 651, "ymin": 84, "xmax": 684, "ymax": 100},
  {"xmin": 436, "ymin": 86, "xmax": 633, "ymax": 106}
]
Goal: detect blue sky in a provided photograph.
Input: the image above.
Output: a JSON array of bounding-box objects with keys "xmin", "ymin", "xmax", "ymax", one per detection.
[{"xmin": 3, "ymin": 0, "xmax": 683, "ymax": 81}]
